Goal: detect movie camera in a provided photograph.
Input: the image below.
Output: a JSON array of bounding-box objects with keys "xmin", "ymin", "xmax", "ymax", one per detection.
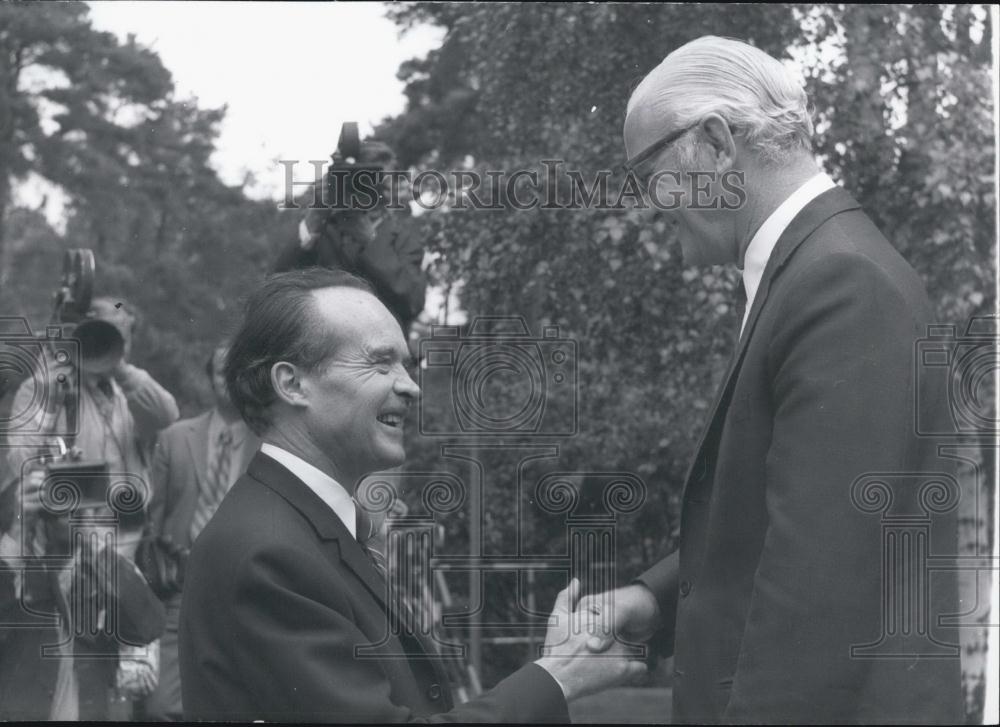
[
  {"xmin": 325, "ymin": 121, "xmax": 390, "ymax": 210},
  {"xmin": 5, "ymin": 249, "xmax": 118, "ymax": 516}
]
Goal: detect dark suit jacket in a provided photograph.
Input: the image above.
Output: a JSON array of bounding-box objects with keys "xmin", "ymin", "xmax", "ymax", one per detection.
[
  {"xmin": 639, "ymin": 187, "xmax": 962, "ymax": 723},
  {"xmin": 178, "ymin": 453, "xmax": 568, "ymax": 722}
]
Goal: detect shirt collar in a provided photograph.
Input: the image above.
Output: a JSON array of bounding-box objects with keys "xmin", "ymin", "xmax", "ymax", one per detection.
[
  {"xmin": 259, "ymin": 442, "xmax": 356, "ymax": 539},
  {"xmin": 740, "ymin": 172, "xmax": 837, "ymax": 329},
  {"xmin": 209, "ymin": 407, "xmax": 249, "ymax": 447}
]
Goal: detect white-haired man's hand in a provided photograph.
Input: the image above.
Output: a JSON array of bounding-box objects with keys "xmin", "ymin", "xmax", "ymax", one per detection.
[
  {"xmin": 534, "ymin": 578, "xmax": 648, "ymax": 702},
  {"xmin": 577, "ymin": 584, "xmax": 661, "ymax": 653}
]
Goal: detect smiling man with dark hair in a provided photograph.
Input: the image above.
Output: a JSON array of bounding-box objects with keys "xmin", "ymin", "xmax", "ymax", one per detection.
[{"xmin": 179, "ymin": 267, "xmax": 643, "ymax": 722}]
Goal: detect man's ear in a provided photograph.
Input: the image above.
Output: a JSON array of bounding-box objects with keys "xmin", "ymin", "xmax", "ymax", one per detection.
[
  {"xmin": 699, "ymin": 113, "xmax": 737, "ymax": 173},
  {"xmin": 271, "ymin": 361, "xmax": 309, "ymax": 408}
]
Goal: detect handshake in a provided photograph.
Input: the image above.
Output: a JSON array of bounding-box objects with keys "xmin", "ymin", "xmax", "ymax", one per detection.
[{"xmin": 534, "ymin": 580, "xmax": 663, "ymax": 703}]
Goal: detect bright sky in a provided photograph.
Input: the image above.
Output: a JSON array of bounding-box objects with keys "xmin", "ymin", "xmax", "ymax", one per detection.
[
  {"xmin": 12, "ymin": 1, "xmax": 456, "ymax": 320},
  {"xmin": 86, "ymin": 0, "xmax": 445, "ymax": 199}
]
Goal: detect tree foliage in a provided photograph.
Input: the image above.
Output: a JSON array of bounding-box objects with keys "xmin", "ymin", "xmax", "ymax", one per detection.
[
  {"xmin": 0, "ymin": 0, "xmax": 285, "ymax": 412},
  {"xmin": 804, "ymin": 4, "xmax": 994, "ymax": 323}
]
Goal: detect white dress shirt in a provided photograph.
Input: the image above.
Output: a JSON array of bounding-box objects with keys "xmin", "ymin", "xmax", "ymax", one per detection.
[
  {"xmin": 739, "ymin": 172, "xmax": 837, "ymax": 337},
  {"xmin": 259, "ymin": 442, "xmax": 356, "ymax": 538}
]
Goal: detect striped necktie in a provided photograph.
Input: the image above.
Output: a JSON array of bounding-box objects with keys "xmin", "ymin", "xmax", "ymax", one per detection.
[{"xmin": 190, "ymin": 428, "xmax": 234, "ymax": 541}]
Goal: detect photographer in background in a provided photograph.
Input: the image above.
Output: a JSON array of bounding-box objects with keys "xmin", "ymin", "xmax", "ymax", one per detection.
[
  {"xmin": 6, "ymin": 297, "xmax": 179, "ymax": 553},
  {"xmin": 274, "ymin": 138, "xmax": 427, "ymax": 334},
  {"xmin": 0, "ymin": 295, "xmax": 176, "ymax": 719}
]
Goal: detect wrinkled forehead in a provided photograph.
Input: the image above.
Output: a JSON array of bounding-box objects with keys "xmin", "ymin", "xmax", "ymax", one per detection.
[{"xmin": 311, "ymin": 287, "xmax": 406, "ymax": 354}]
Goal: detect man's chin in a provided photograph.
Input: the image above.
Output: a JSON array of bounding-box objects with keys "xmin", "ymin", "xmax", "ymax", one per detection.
[{"xmin": 374, "ymin": 442, "xmax": 406, "ymax": 470}]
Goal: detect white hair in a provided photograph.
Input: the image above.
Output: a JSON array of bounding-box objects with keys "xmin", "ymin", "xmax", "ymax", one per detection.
[{"xmin": 628, "ymin": 36, "xmax": 814, "ymax": 163}]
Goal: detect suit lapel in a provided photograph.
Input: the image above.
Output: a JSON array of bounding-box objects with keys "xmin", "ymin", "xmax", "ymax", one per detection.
[
  {"xmin": 683, "ymin": 187, "xmax": 863, "ymax": 489},
  {"xmin": 247, "ymin": 452, "xmax": 451, "ymax": 683},
  {"xmin": 246, "ymin": 453, "xmax": 390, "ymax": 612}
]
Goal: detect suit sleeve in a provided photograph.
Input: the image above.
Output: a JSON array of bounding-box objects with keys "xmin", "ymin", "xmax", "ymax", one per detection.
[
  {"xmin": 226, "ymin": 545, "xmax": 568, "ymax": 723},
  {"xmin": 634, "ymin": 550, "xmax": 679, "ymax": 657},
  {"xmin": 723, "ymin": 254, "xmax": 928, "ymax": 721}
]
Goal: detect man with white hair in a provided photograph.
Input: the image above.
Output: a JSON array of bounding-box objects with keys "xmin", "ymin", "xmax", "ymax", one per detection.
[{"xmin": 584, "ymin": 36, "xmax": 961, "ymax": 723}]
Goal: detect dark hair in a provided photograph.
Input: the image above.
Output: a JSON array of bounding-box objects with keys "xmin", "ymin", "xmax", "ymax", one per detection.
[{"xmin": 225, "ymin": 268, "xmax": 374, "ymax": 435}]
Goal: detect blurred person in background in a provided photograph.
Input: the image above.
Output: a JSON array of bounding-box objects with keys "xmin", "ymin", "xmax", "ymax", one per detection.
[
  {"xmin": 274, "ymin": 139, "xmax": 427, "ymax": 336},
  {"xmin": 179, "ymin": 269, "xmax": 643, "ymax": 722},
  {"xmin": 0, "ymin": 296, "xmax": 174, "ymax": 719},
  {"xmin": 5, "ymin": 297, "xmax": 179, "ymax": 554},
  {"xmin": 140, "ymin": 343, "xmax": 260, "ymax": 721}
]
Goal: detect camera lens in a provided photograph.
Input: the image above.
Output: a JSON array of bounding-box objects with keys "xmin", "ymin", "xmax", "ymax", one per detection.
[{"xmin": 74, "ymin": 320, "xmax": 124, "ymax": 363}]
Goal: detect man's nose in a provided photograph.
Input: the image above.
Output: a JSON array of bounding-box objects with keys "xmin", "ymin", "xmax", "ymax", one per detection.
[{"xmin": 395, "ymin": 371, "xmax": 421, "ymax": 401}]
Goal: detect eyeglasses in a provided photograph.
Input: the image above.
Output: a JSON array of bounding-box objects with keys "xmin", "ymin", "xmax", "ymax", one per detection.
[{"xmin": 618, "ymin": 122, "xmax": 701, "ymax": 175}]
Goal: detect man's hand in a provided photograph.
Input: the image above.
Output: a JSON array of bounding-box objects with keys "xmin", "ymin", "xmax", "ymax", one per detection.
[
  {"xmin": 578, "ymin": 584, "xmax": 661, "ymax": 653},
  {"xmin": 110, "ymin": 358, "xmax": 133, "ymax": 386},
  {"xmin": 534, "ymin": 578, "xmax": 647, "ymax": 702}
]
